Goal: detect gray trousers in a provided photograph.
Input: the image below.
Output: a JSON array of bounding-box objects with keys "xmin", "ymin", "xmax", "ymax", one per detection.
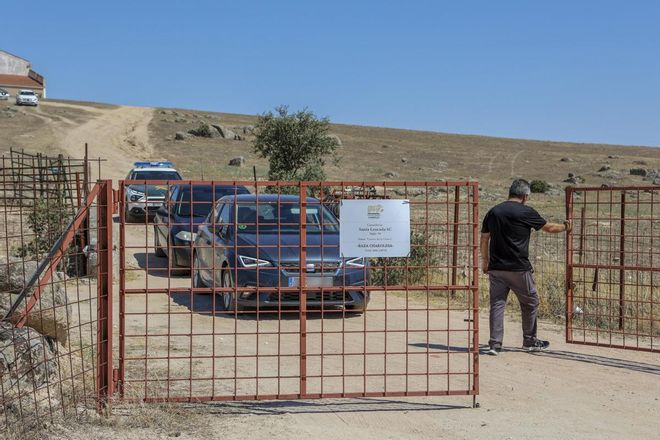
[{"xmin": 488, "ymin": 270, "xmax": 539, "ymax": 345}]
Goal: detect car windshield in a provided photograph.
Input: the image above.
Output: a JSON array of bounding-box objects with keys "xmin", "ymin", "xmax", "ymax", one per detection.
[
  {"xmin": 20, "ymin": 91, "xmax": 35, "ymax": 96},
  {"xmin": 176, "ymin": 186, "xmax": 248, "ymax": 217},
  {"xmin": 130, "ymin": 170, "xmax": 181, "ymax": 181},
  {"xmin": 233, "ymin": 202, "xmax": 338, "ymax": 234}
]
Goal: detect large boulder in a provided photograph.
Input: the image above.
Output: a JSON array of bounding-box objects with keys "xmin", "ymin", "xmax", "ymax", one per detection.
[
  {"xmin": 630, "ymin": 168, "xmax": 648, "ymax": 177},
  {"xmin": 211, "ymin": 124, "xmax": 239, "ymax": 140},
  {"xmin": 0, "ymin": 259, "xmax": 71, "ymax": 344},
  {"xmin": 0, "ymin": 321, "xmax": 57, "ymax": 412},
  {"xmin": 174, "ymin": 131, "xmax": 192, "ymax": 141}
]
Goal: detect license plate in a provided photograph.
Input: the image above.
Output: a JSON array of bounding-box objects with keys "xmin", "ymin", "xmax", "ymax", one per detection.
[{"xmin": 288, "ymin": 276, "xmax": 334, "ymax": 287}]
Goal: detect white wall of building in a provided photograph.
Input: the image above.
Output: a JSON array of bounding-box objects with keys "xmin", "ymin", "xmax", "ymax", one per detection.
[{"xmin": 0, "ymin": 51, "xmax": 31, "ymax": 75}]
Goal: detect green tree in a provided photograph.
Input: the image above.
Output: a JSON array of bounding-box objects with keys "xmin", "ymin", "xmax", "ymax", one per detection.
[
  {"xmin": 530, "ymin": 179, "xmax": 550, "ymax": 194},
  {"xmin": 253, "ymin": 106, "xmax": 340, "ymax": 181}
]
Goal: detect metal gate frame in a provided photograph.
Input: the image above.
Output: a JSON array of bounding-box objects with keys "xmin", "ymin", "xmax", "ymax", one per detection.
[
  {"xmin": 1, "ymin": 179, "xmax": 114, "ymax": 420},
  {"xmin": 565, "ymin": 185, "xmax": 658, "ymax": 352},
  {"xmin": 116, "ymin": 180, "xmax": 480, "ymax": 404}
]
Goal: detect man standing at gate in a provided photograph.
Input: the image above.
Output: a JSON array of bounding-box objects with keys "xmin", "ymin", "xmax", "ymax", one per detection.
[{"xmin": 481, "ymin": 179, "xmax": 571, "ymax": 355}]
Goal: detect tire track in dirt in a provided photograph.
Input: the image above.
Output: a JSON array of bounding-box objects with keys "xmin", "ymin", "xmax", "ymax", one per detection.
[{"xmin": 53, "ymin": 104, "xmax": 155, "ymax": 181}]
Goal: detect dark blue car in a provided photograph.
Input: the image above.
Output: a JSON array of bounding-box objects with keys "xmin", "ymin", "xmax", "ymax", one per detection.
[
  {"xmin": 191, "ymin": 194, "xmax": 370, "ymax": 312},
  {"xmin": 154, "ymin": 184, "xmax": 250, "ymax": 270}
]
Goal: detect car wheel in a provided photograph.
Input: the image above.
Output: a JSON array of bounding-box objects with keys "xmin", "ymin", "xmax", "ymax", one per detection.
[
  {"xmin": 192, "ymin": 254, "xmax": 206, "ymax": 289},
  {"xmin": 346, "ymin": 292, "xmax": 368, "ymax": 314},
  {"xmin": 221, "ymin": 269, "xmax": 243, "ymax": 312},
  {"xmin": 124, "ymin": 206, "xmax": 135, "ymax": 223},
  {"xmin": 154, "ymin": 228, "xmax": 166, "ymax": 257}
]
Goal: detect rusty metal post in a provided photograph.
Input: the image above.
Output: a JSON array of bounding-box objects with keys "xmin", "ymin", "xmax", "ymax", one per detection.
[
  {"xmin": 96, "ymin": 180, "xmax": 114, "ymax": 413},
  {"xmin": 565, "ymin": 187, "xmax": 574, "ymax": 343},
  {"xmin": 118, "ymin": 181, "xmax": 126, "ymax": 397},
  {"xmin": 470, "ymin": 182, "xmax": 480, "ymax": 406},
  {"xmin": 618, "ymin": 191, "xmax": 626, "ymax": 331},
  {"xmin": 299, "ymin": 183, "xmax": 307, "ymax": 398},
  {"xmin": 451, "ymin": 186, "xmax": 460, "ymax": 297},
  {"xmin": 83, "ymin": 143, "xmax": 89, "ymax": 197}
]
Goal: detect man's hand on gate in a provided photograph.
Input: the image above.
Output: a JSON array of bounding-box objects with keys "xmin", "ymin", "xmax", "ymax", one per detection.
[{"xmin": 563, "ymin": 220, "xmax": 573, "ymax": 233}]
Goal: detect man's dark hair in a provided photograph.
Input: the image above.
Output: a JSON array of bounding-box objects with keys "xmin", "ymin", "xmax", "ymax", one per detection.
[{"xmin": 509, "ymin": 179, "xmax": 531, "ymax": 198}]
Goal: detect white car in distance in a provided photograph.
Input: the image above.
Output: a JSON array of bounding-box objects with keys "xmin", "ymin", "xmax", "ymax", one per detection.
[{"xmin": 15, "ymin": 90, "xmax": 39, "ymax": 106}]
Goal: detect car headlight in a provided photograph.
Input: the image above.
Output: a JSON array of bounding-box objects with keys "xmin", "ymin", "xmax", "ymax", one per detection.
[
  {"xmin": 238, "ymin": 255, "xmax": 272, "ymax": 268},
  {"xmin": 127, "ymin": 187, "xmax": 145, "ymax": 201},
  {"xmin": 344, "ymin": 257, "xmax": 365, "ymax": 268},
  {"xmin": 175, "ymin": 230, "xmax": 197, "ymax": 242}
]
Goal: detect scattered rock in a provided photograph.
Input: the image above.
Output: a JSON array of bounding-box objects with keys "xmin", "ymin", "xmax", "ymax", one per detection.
[
  {"xmin": 228, "ymin": 157, "xmax": 245, "ymax": 167},
  {"xmin": 381, "ymin": 144, "xmax": 390, "ymax": 148},
  {"xmin": 0, "ymin": 259, "xmax": 72, "ymax": 344},
  {"xmin": 174, "ymin": 132, "xmax": 192, "ymax": 141},
  {"xmin": 188, "ymin": 123, "xmax": 219, "ymax": 138},
  {"xmin": 241, "ymin": 125, "xmax": 254, "ymax": 135},
  {"xmin": 401, "ymin": 158, "xmax": 408, "ymax": 163},
  {"xmin": 0, "ymin": 321, "xmax": 57, "ymax": 411},
  {"xmin": 384, "ymin": 171, "xmax": 399, "ymax": 179},
  {"xmin": 630, "ymin": 168, "xmax": 648, "ymax": 177},
  {"xmin": 644, "ymin": 169, "xmax": 659, "ymax": 181},
  {"xmin": 564, "ymin": 174, "xmax": 585, "ymax": 184},
  {"xmin": 654, "ymin": 177, "xmax": 660, "ymax": 186},
  {"xmin": 560, "ymin": 157, "xmax": 573, "ymax": 162},
  {"xmin": 210, "ymin": 124, "xmax": 239, "ymax": 140},
  {"xmin": 607, "ymin": 155, "xmax": 621, "ymax": 159},
  {"xmin": 174, "ymin": 118, "xmax": 188, "ymax": 124},
  {"xmin": 598, "ymin": 165, "xmax": 611, "ymax": 172},
  {"xmin": 600, "ymin": 170, "xmax": 622, "ymax": 180}
]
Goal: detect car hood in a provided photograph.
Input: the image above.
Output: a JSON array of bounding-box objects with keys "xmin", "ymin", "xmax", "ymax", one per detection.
[
  {"xmin": 235, "ymin": 232, "xmax": 342, "ymax": 263},
  {"xmin": 18, "ymin": 95, "xmax": 37, "ymax": 100},
  {"xmin": 127, "ymin": 183, "xmax": 168, "ymax": 198}
]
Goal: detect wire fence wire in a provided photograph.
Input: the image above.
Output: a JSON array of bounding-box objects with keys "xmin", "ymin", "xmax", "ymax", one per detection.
[
  {"xmin": 566, "ymin": 186, "xmax": 658, "ymax": 352},
  {"xmin": 0, "ymin": 152, "xmax": 111, "ymax": 436},
  {"xmin": 118, "ymin": 181, "xmax": 479, "ymax": 403}
]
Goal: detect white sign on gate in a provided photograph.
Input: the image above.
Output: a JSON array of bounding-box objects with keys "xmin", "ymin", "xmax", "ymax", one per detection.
[{"xmin": 339, "ymin": 199, "xmax": 411, "ymax": 258}]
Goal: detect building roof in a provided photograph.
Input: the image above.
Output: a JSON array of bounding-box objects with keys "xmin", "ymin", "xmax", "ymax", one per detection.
[{"xmin": 0, "ymin": 74, "xmax": 44, "ymax": 89}]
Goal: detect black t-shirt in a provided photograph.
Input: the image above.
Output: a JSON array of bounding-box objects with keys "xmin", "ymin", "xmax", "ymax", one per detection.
[{"xmin": 481, "ymin": 201, "xmax": 547, "ymax": 272}]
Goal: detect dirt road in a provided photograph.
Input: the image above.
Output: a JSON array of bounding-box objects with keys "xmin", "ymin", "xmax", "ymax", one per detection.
[{"xmin": 38, "ymin": 101, "xmax": 154, "ymax": 181}]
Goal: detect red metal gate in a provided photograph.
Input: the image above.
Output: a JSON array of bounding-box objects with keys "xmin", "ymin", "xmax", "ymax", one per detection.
[
  {"xmin": 117, "ymin": 180, "xmax": 479, "ymax": 403},
  {"xmin": 565, "ymin": 186, "xmax": 658, "ymax": 352},
  {"xmin": 0, "ymin": 178, "xmax": 114, "ymax": 432}
]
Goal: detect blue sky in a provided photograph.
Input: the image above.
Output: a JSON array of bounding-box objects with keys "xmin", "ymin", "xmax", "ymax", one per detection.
[{"xmin": 2, "ymin": 1, "xmax": 660, "ymax": 146}]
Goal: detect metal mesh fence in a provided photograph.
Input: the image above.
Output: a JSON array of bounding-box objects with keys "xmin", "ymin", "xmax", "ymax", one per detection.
[
  {"xmin": 0, "ymin": 153, "xmax": 111, "ymax": 435},
  {"xmin": 118, "ymin": 181, "xmax": 479, "ymax": 403},
  {"xmin": 566, "ymin": 186, "xmax": 658, "ymax": 352}
]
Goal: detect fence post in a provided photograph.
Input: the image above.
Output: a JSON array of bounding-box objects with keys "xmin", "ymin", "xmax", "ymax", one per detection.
[
  {"xmin": 97, "ymin": 180, "xmax": 114, "ymax": 413},
  {"xmin": 564, "ymin": 187, "xmax": 574, "ymax": 343},
  {"xmin": 618, "ymin": 191, "xmax": 626, "ymax": 331},
  {"xmin": 451, "ymin": 185, "xmax": 460, "ymax": 297},
  {"xmin": 299, "ymin": 182, "xmax": 307, "ymax": 398}
]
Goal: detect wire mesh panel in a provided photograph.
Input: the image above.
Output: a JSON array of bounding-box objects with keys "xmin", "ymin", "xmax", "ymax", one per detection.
[
  {"xmin": 118, "ymin": 180, "xmax": 479, "ymax": 403},
  {"xmin": 566, "ymin": 186, "xmax": 659, "ymax": 352},
  {"xmin": 0, "ymin": 176, "xmax": 113, "ymax": 436}
]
